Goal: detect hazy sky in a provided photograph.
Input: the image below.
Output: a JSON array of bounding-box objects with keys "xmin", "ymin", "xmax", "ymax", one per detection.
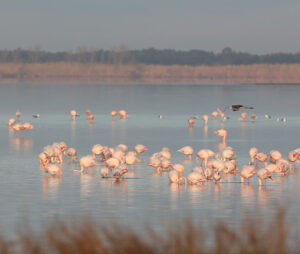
[{"xmin": 0, "ymin": 0, "xmax": 299, "ymax": 53}]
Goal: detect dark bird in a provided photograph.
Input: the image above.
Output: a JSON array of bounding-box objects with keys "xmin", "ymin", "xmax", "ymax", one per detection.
[
  {"xmin": 226, "ymin": 105, "xmax": 254, "ymax": 111},
  {"xmin": 32, "ymin": 114, "xmax": 40, "ymax": 118}
]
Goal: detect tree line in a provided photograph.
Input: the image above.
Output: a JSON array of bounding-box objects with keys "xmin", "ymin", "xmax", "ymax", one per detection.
[{"xmin": 1, "ymin": 46, "xmax": 300, "ymax": 65}]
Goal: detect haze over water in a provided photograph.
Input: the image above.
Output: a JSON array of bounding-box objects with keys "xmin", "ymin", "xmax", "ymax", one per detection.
[{"xmin": 0, "ymin": 82, "xmax": 299, "ymax": 234}]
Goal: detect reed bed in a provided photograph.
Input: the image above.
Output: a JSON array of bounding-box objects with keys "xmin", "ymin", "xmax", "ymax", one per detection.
[
  {"xmin": 1, "ymin": 63, "xmax": 300, "ymax": 83},
  {"xmin": 0, "ymin": 209, "xmax": 298, "ymax": 254}
]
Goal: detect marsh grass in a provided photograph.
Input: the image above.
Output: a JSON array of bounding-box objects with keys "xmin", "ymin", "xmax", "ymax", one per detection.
[
  {"xmin": 0, "ymin": 209, "xmax": 298, "ymax": 254},
  {"xmin": 1, "ymin": 63, "xmax": 300, "ymax": 83}
]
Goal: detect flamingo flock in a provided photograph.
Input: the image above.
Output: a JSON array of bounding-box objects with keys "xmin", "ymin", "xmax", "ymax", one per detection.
[
  {"xmin": 7, "ymin": 110, "xmax": 34, "ymax": 133},
  {"xmin": 37, "ymin": 137, "xmax": 300, "ymax": 186},
  {"xmin": 7, "ymin": 108, "xmax": 298, "ymax": 187}
]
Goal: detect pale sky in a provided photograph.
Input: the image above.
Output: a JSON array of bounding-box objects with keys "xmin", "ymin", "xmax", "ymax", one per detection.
[{"xmin": 0, "ymin": 0, "xmax": 299, "ymax": 54}]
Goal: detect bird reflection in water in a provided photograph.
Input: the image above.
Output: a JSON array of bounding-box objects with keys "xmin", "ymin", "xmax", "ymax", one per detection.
[
  {"xmin": 214, "ymin": 183, "xmax": 221, "ymax": 200},
  {"xmin": 188, "ymin": 184, "xmax": 206, "ymax": 206},
  {"xmin": 9, "ymin": 136, "xmax": 33, "ymax": 152},
  {"xmin": 169, "ymin": 183, "xmax": 186, "ymax": 196},
  {"xmin": 42, "ymin": 175, "xmax": 62, "ymax": 200},
  {"xmin": 240, "ymin": 184, "xmax": 255, "ymax": 203},
  {"xmin": 70, "ymin": 119, "xmax": 76, "ymax": 139},
  {"xmin": 80, "ymin": 173, "xmax": 94, "ymax": 197},
  {"xmin": 258, "ymin": 185, "xmax": 271, "ymax": 204},
  {"xmin": 203, "ymin": 124, "xmax": 208, "ymax": 138}
]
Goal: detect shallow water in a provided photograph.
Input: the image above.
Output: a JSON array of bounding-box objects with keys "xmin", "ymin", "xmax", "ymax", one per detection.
[{"xmin": 0, "ymin": 82, "xmax": 299, "ymax": 234}]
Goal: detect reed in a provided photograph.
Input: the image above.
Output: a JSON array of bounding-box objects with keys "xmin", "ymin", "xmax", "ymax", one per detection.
[
  {"xmin": 0, "ymin": 208, "xmax": 297, "ymax": 254},
  {"xmin": 1, "ymin": 63, "xmax": 300, "ymax": 83}
]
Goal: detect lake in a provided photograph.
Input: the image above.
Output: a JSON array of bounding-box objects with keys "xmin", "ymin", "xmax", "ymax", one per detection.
[{"xmin": 0, "ymin": 82, "xmax": 299, "ymax": 235}]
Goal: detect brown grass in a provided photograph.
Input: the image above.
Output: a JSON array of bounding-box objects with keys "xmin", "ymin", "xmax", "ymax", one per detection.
[
  {"xmin": 0, "ymin": 208, "xmax": 298, "ymax": 254},
  {"xmin": 1, "ymin": 63, "xmax": 300, "ymax": 83}
]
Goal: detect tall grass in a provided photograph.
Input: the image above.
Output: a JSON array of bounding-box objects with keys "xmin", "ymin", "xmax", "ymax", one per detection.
[
  {"xmin": 1, "ymin": 63, "xmax": 300, "ymax": 83},
  {"xmin": 0, "ymin": 208, "xmax": 298, "ymax": 254}
]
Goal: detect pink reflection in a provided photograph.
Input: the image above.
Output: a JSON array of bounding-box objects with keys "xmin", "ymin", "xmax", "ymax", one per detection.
[
  {"xmin": 9, "ymin": 136, "xmax": 33, "ymax": 152},
  {"xmin": 42, "ymin": 175, "xmax": 62, "ymax": 199}
]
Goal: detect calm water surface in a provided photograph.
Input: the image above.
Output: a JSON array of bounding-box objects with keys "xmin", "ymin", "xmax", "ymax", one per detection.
[{"xmin": 0, "ymin": 83, "xmax": 299, "ymax": 234}]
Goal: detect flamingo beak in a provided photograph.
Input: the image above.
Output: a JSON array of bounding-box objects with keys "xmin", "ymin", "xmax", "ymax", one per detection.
[{"xmin": 58, "ymin": 169, "xmax": 63, "ymax": 175}]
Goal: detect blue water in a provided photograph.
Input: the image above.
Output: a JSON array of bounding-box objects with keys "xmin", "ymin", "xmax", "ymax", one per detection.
[{"xmin": 0, "ymin": 82, "xmax": 299, "ymax": 234}]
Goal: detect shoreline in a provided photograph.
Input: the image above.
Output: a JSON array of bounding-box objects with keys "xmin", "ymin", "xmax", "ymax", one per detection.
[{"xmin": 1, "ymin": 63, "xmax": 300, "ymax": 83}]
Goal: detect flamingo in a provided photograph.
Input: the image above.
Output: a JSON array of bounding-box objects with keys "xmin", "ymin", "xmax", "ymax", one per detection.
[
  {"xmin": 173, "ymin": 164, "xmax": 185, "ymax": 176},
  {"xmin": 160, "ymin": 149, "xmax": 172, "ymax": 160},
  {"xmin": 207, "ymin": 159, "xmax": 225, "ymax": 172},
  {"xmin": 178, "ymin": 146, "xmax": 194, "ymax": 160},
  {"xmin": 65, "ymin": 148, "xmax": 78, "ymax": 161},
  {"xmin": 269, "ymin": 150, "xmax": 282, "ymax": 163},
  {"xmin": 196, "ymin": 149, "xmax": 215, "ymax": 167},
  {"xmin": 91, "ymin": 144, "xmax": 105, "ymax": 160},
  {"xmin": 39, "ymin": 152, "xmax": 49, "ymax": 167},
  {"xmin": 249, "ymin": 147, "xmax": 259, "ymax": 165},
  {"xmin": 238, "ymin": 112, "xmax": 248, "ymax": 121},
  {"xmin": 217, "ymin": 108, "xmax": 226, "ymax": 122},
  {"xmin": 100, "ymin": 167, "xmax": 109, "ymax": 178},
  {"xmin": 119, "ymin": 110, "xmax": 128, "ymax": 119},
  {"xmin": 255, "ymin": 152, "xmax": 268, "ymax": 168},
  {"xmin": 288, "ymin": 150, "xmax": 298, "ymax": 170},
  {"xmin": 148, "ymin": 157, "xmax": 162, "ymax": 171},
  {"xmin": 113, "ymin": 164, "xmax": 128, "ymax": 180},
  {"xmin": 266, "ymin": 163, "xmax": 280, "ymax": 174},
  {"xmin": 125, "ymin": 153, "xmax": 140, "ymax": 166},
  {"xmin": 187, "ymin": 171, "xmax": 206, "ymax": 185},
  {"xmin": 8, "ymin": 118, "xmax": 16, "ymax": 127},
  {"xmin": 44, "ymin": 164, "xmax": 63, "ymax": 176},
  {"xmin": 70, "ymin": 110, "xmax": 79, "ymax": 120},
  {"xmin": 79, "ymin": 155, "xmax": 95, "ymax": 173},
  {"xmin": 134, "ymin": 144, "xmax": 148, "ymax": 158},
  {"xmin": 22, "ymin": 122, "xmax": 34, "ymax": 130},
  {"xmin": 224, "ymin": 160, "xmax": 236, "ymax": 174},
  {"xmin": 276, "ymin": 159, "xmax": 289, "ymax": 175},
  {"xmin": 211, "ymin": 111, "xmax": 219, "ymax": 118},
  {"xmin": 257, "ymin": 168, "xmax": 272, "ymax": 185},
  {"xmin": 251, "ymin": 114, "xmax": 257, "ymax": 121},
  {"xmin": 213, "ymin": 171, "xmax": 221, "ymax": 183},
  {"xmin": 85, "ymin": 109, "xmax": 92, "ymax": 116},
  {"xmin": 16, "ymin": 110, "xmax": 21, "ymax": 122},
  {"xmin": 188, "ymin": 117, "xmax": 196, "ymax": 128},
  {"xmin": 87, "ymin": 114, "xmax": 95, "ymax": 121},
  {"xmin": 240, "ymin": 166, "xmax": 256, "ymax": 183},
  {"xmin": 110, "ymin": 110, "xmax": 118, "ymax": 118},
  {"xmin": 161, "ymin": 159, "xmax": 172, "ymax": 171},
  {"xmin": 112, "ymin": 149, "xmax": 126, "ymax": 163},
  {"xmin": 106, "ymin": 157, "xmax": 120, "ymax": 170},
  {"xmin": 202, "ymin": 115, "xmax": 209, "ymax": 125},
  {"xmin": 204, "ymin": 167, "xmax": 214, "ymax": 180},
  {"xmin": 117, "ymin": 144, "xmax": 129, "ymax": 152},
  {"xmin": 214, "ymin": 129, "xmax": 227, "ymax": 143},
  {"xmin": 222, "ymin": 147, "xmax": 235, "ymax": 161},
  {"xmin": 168, "ymin": 170, "xmax": 187, "ymax": 184}
]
